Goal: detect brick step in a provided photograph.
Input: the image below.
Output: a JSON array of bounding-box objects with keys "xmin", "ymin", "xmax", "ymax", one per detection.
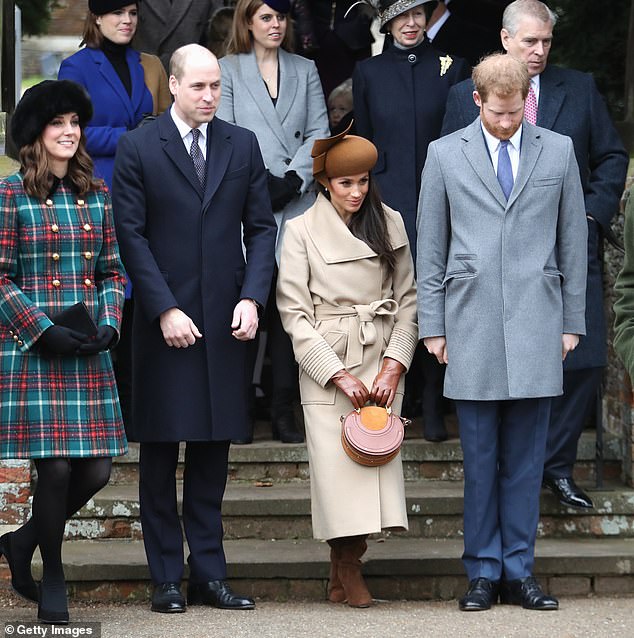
[
  {"xmin": 5, "ymin": 537, "xmax": 633, "ymax": 602},
  {"xmin": 109, "ymin": 431, "xmax": 621, "ymax": 484},
  {"xmin": 64, "ymin": 480, "xmax": 634, "ymax": 541}
]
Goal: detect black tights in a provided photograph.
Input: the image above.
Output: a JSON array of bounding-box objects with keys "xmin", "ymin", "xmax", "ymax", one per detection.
[{"xmin": 12, "ymin": 458, "xmax": 112, "ymax": 587}]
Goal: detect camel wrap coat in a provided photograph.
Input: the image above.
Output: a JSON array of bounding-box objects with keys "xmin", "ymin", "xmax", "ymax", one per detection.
[{"xmin": 277, "ymin": 194, "xmax": 418, "ymax": 539}]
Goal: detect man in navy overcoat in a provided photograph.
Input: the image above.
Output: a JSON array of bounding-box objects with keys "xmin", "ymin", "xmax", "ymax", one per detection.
[
  {"xmin": 112, "ymin": 44, "xmax": 277, "ymax": 613},
  {"xmin": 441, "ymin": 0, "xmax": 629, "ymax": 510}
]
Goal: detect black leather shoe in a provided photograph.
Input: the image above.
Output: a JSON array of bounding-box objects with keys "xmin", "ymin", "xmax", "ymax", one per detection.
[
  {"xmin": 37, "ymin": 580, "xmax": 69, "ymax": 625},
  {"xmin": 458, "ymin": 578, "xmax": 499, "ymax": 611},
  {"xmin": 272, "ymin": 414, "xmax": 304, "ymax": 444},
  {"xmin": 187, "ymin": 580, "xmax": 255, "ymax": 609},
  {"xmin": 500, "ymin": 576, "xmax": 558, "ymax": 610},
  {"xmin": 151, "ymin": 583, "xmax": 186, "ymax": 613},
  {"xmin": 0, "ymin": 532, "xmax": 39, "ymax": 603},
  {"xmin": 231, "ymin": 437, "xmax": 253, "ymax": 445},
  {"xmin": 543, "ymin": 477, "xmax": 593, "ymax": 509}
]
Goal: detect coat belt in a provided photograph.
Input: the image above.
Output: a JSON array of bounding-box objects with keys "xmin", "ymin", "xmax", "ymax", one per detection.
[{"xmin": 314, "ymin": 298, "xmax": 399, "ymax": 368}]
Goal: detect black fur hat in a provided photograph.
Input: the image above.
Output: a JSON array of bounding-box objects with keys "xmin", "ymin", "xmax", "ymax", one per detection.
[
  {"xmin": 89, "ymin": 0, "xmax": 138, "ymax": 14},
  {"xmin": 10, "ymin": 80, "xmax": 93, "ymax": 150}
]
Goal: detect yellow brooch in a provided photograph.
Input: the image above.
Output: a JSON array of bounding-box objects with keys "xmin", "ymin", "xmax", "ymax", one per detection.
[{"xmin": 439, "ymin": 55, "xmax": 453, "ymax": 77}]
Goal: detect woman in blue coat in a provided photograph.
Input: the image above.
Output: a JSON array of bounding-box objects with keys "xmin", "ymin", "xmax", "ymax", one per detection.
[
  {"xmin": 58, "ymin": 0, "xmax": 170, "ymax": 189},
  {"xmin": 353, "ymin": 0, "xmax": 469, "ymax": 442}
]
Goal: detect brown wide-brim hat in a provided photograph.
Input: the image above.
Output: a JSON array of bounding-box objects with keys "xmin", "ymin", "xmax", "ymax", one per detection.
[{"xmin": 312, "ymin": 122, "xmax": 378, "ymax": 188}]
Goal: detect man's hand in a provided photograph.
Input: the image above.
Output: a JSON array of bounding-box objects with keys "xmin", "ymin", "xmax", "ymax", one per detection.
[
  {"xmin": 562, "ymin": 333, "xmax": 580, "ymax": 360},
  {"xmin": 160, "ymin": 307, "xmax": 202, "ymax": 348},
  {"xmin": 424, "ymin": 336, "xmax": 448, "ymax": 364},
  {"xmin": 231, "ymin": 299, "xmax": 259, "ymax": 341}
]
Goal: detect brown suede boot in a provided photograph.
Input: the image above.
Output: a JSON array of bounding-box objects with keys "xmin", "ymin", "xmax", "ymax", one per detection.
[
  {"xmin": 326, "ymin": 539, "xmax": 346, "ymax": 603},
  {"xmin": 337, "ymin": 535, "xmax": 373, "ymax": 608}
]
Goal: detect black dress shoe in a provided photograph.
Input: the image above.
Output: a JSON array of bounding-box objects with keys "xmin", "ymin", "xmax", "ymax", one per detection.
[
  {"xmin": 272, "ymin": 414, "xmax": 304, "ymax": 443},
  {"xmin": 458, "ymin": 578, "xmax": 499, "ymax": 611},
  {"xmin": 231, "ymin": 437, "xmax": 253, "ymax": 445},
  {"xmin": 151, "ymin": 583, "xmax": 186, "ymax": 613},
  {"xmin": 0, "ymin": 532, "xmax": 39, "ymax": 603},
  {"xmin": 543, "ymin": 477, "xmax": 593, "ymax": 509},
  {"xmin": 37, "ymin": 580, "xmax": 69, "ymax": 625},
  {"xmin": 500, "ymin": 576, "xmax": 558, "ymax": 610},
  {"xmin": 187, "ymin": 580, "xmax": 255, "ymax": 609}
]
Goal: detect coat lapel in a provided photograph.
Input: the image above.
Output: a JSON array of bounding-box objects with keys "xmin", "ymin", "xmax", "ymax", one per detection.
[
  {"xmin": 158, "ymin": 112, "xmax": 203, "ymax": 196},
  {"xmin": 240, "ymin": 51, "xmax": 289, "ymax": 152},
  {"xmin": 506, "ymin": 125, "xmax": 542, "ymax": 209},
  {"xmin": 90, "ymin": 49, "xmax": 136, "ymax": 123},
  {"xmin": 202, "ymin": 118, "xmax": 232, "ymax": 211},
  {"xmin": 536, "ymin": 66, "xmax": 565, "ymax": 130},
  {"xmin": 127, "ymin": 48, "xmax": 148, "ymax": 117},
  {"xmin": 275, "ymin": 49, "xmax": 298, "ymax": 132},
  {"xmin": 461, "ymin": 119, "xmax": 507, "ymax": 209}
]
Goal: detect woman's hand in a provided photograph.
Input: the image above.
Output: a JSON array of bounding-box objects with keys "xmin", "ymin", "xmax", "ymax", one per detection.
[
  {"xmin": 38, "ymin": 325, "xmax": 89, "ymax": 355},
  {"xmin": 370, "ymin": 357, "xmax": 406, "ymax": 407},
  {"xmin": 330, "ymin": 369, "xmax": 369, "ymax": 409},
  {"xmin": 77, "ymin": 326, "xmax": 117, "ymax": 355}
]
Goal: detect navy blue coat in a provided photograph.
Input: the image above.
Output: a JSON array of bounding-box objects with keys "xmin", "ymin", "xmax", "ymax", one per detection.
[
  {"xmin": 441, "ymin": 64, "xmax": 629, "ymax": 369},
  {"xmin": 112, "ymin": 114, "xmax": 277, "ymax": 442},
  {"xmin": 59, "ymin": 47, "xmax": 154, "ymax": 189},
  {"xmin": 353, "ymin": 40, "xmax": 470, "ymax": 249}
]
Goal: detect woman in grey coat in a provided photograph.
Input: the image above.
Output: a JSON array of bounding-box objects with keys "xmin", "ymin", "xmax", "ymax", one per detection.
[{"xmin": 218, "ymin": 0, "xmax": 329, "ymax": 442}]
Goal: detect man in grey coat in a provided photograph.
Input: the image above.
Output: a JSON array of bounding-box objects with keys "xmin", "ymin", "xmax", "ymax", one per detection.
[{"xmin": 417, "ymin": 53, "xmax": 587, "ymax": 612}]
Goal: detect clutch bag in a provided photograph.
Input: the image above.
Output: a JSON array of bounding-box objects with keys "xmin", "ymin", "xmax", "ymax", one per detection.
[
  {"xmin": 51, "ymin": 302, "xmax": 98, "ymax": 337},
  {"xmin": 340, "ymin": 405, "xmax": 409, "ymax": 467}
]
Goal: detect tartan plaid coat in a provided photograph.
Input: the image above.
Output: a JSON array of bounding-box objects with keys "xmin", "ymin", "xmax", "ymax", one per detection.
[{"xmin": 0, "ymin": 173, "xmax": 127, "ymax": 459}]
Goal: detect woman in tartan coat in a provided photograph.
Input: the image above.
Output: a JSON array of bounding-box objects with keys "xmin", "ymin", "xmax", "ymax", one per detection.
[{"xmin": 0, "ymin": 80, "xmax": 127, "ymax": 625}]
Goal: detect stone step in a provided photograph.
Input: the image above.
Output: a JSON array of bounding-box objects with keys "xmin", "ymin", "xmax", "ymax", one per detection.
[
  {"xmin": 109, "ymin": 431, "xmax": 621, "ymax": 484},
  {"xmin": 64, "ymin": 480, "xmax": 634, "ymax": 541},
  {"xmin": 6, "ymin": 536, "xmax": 634, "ymax": 602}
]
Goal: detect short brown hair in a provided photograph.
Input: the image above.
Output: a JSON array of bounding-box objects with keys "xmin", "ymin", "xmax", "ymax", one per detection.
[
  {"xmin": 472, "ymin": 53, "xmax": 530, "ymax": 102},
  {"xmin": 226, "ymin": 0, "xmax": 294, "ymax": 55},
  {"xmin": 81, "ymin": 12, "xmax": 103, "ymax": 48}
]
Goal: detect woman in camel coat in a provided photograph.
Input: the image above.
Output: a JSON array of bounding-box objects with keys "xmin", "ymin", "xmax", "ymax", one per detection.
[{"xmin": 277, "ymin": 126, "xmax": 418, "ymax": 607}]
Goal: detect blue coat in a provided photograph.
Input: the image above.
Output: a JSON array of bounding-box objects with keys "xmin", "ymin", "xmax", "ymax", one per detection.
[
  {"xmin": 441, "ymin": 64, "xmax": 629, "ymax": 370},
  {"xmin": 353, "ymin": 39, "xmax": 470, "ymax": 248},
  {"xmin": 112, "ymin": 114, "xmax": 277, "ymax": 442},
  {"xmin": 58, "ymin": 47, "xmax": 154, "ymax": 189}
]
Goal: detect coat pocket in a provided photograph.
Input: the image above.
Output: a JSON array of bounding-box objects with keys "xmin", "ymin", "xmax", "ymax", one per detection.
[{"xmin": 532, "ymin": 176, "xmax": 562, "ymax": 188}]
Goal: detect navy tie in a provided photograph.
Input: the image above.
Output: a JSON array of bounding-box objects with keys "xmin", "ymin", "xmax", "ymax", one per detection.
[
  {"xmin": 190, "ymin": 128, "xmax": 206, "ymax": 187},
  {"xmin": 497, "ymin": 140, "xmax": 513, "ymax": 200}
]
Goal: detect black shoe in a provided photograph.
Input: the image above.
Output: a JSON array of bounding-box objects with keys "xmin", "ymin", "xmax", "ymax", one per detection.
[
  {"xmin": 37, "ymin": 580, "xmax": 69, "ymax": 625},
  {"xmin": 458, "ymin": 578, "xmax": 499, "ymax": 611},
  {"xmin": 151, "ymin": 583, "xmax": 186, "ymax": 613},
  {"xmin": 187, "ymin": 580, "xmax": 255, "ymax": 609},
  {"xmin": 0, "ymin": 532, "xmax": 39, "ymax": 603},
  {"xmin": 542, "ymin": 476, "xmax": 593, "ymax": 509},
  {"xmin": 423, "ymin": 414, "xmax": 448, "ymax": 442},
  {"xmin": 272, "ymin": 414, "xmax": 304, "ymax": 444},
  {"xmin": 500, "ymin": 576, "xmax": 558, "ymax": 610},
  {"xmin": 231, "ymin": 437, "xmax": 253, "ymax": 445}
]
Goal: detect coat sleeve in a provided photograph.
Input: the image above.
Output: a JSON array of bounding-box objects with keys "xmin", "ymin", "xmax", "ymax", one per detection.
[
  {"xmin": 94, "ymin": 189, "xmax": 126, "ymax": 339},
  {"xmin": 58, "ymin": 56, "xmax": 128, "ymax": 158},
  {"xmin": 557, "ymin": 138, "xmax": 588, "ymax": 335},
  {"xmin": 287, "ymin": 60, "xmax": 329, "ymax": 194},
  {"xmin": 112, "ymin": 131, "xmax": 179, "ymax": 322},
  {"xmin": 352, "ymin": 62, "xmax": 373, "ymax": 141},
  {"xmin": 440, "ymin": 81, "xmax": 473, "ymax": 136},
  {"xmin": 614, "ymin": 187, "xmax": 634, "ymax": 378},
  {"xmin": 276, "ymin": 220, "xmax": 345, "ymax": 387},
  {"xmin": 416, "ymin": 141, "xmax": 450, "ymax": 339},
  {"xmin": 582, "ymin": 75, "xmax": 629, "ymax": 231},
  {"xmin": 383, "ymin": 214, "xmax": 419, "ymax": 370},
  {"xmin": 0, "ymin": 181, "xmax": 53, "ymax": 350}
]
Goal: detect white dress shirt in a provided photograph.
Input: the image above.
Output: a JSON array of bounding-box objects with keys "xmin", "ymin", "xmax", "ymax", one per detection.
[
  {"xmin": 170, "ymin": 106, "xmax": 208, "ymax": 159},
  {"xmin": 481, "ymin": 123, "xmax": 523, "ymax": 181}
]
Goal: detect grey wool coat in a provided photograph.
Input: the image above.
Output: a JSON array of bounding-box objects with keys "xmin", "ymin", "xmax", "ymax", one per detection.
[
  {"xmin": 416, "ymin": 119, "xmax": 588, "ymax": 400},
  {"xmin": 218, "ymin": 49, "xmax": 329, "ymax": 261},
  {"xmin": 276, "ymin": 194, "xmax": 418, "ymax": 540}
]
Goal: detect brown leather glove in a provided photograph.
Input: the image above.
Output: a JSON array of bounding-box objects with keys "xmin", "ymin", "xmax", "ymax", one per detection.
[
  {"xmin": 370, "ymin": 357, "xmax": 406, "ymax": 407},
  {"xmin": 330, "ymin": 369, "xmax": 370, "ymax": 410}
]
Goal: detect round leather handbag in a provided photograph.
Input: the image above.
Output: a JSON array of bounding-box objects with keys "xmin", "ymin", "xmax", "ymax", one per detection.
[{"xmin": 340, "ymin": 405, "xmax": 410, "ymax": 467}]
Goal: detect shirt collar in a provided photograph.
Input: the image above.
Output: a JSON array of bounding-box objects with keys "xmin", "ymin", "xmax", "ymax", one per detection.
[
  {"xmin": 170, "ymin": 105, "xmax": 209, "ymax": 142},
  {"xmin": 480, "ymin": 122, "xmax": 523, "ymax": 156}
]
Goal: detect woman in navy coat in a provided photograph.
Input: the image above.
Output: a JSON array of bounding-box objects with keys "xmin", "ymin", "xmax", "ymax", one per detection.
[
  {"xmin": 353, "ymin": 0, "xmax": 469, "ymax": 442},
  {"xmin": 58, "ymin": 0, "xmax": 170, "ymax": 188}
]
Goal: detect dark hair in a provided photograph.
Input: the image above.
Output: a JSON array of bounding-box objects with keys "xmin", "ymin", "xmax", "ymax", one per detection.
[
  {"xmin": 20, "ymin": 131, "xmax": 102, "ymax": 199},
  {"xmin": 321, "ymin": 176, "xmax": 397, "ymax": 273},
  {"xmin": 81, "ymin": 12, "xmax": 104, "ymax": 48},
  {"xmin": 227, "ymin": 0, "xmax": 294, "ymax": 54}
]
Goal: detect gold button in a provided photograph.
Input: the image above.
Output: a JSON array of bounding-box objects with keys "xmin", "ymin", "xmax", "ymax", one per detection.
[
  {"xmin": 52, "ymin": 252, "xmax": 60, "ymax": 261},
  {"xmin": 84, "ymin": 278, "xmax": 92, "ymax": 287},
  {"xmin": 77, "ymin": 199, "xmax": 85, "ymax": 206},
  {"xmin": 83, "ymin": 223, "xmax": 92, "ymax": 232},
  {"xmin": 13, "ymin": 335, "xmax": 18, "ymax": 341},
  {"xmin": 84, "ymin": 251, "xmax": 92, "ymax": 260},
  {"xmin": 17, "ymin": 341, "xmax": 23, "ymax": 346},
  {"xmin": 9, "ymin": 330, "xmax": 13, "ymax": 335},
  {"xmin": 52, "ymin": 279, "xmax": 61, "ymax": 287},
  {"xmin": 45, "ymin": 199, "xmax": 53, "ymax": 206},
  {"xmin": 51, "ymin": 224, "xmax": 59, "ymax": 233}
]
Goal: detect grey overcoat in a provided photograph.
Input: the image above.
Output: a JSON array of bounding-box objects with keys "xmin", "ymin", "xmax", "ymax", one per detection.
[
  {"xmin": 416, "ymin": 119, "xmax": 587, "ymax": 400},
  {"xmin": 218, "ymin": 49, "xmax": 329, "ymax": 261}
]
